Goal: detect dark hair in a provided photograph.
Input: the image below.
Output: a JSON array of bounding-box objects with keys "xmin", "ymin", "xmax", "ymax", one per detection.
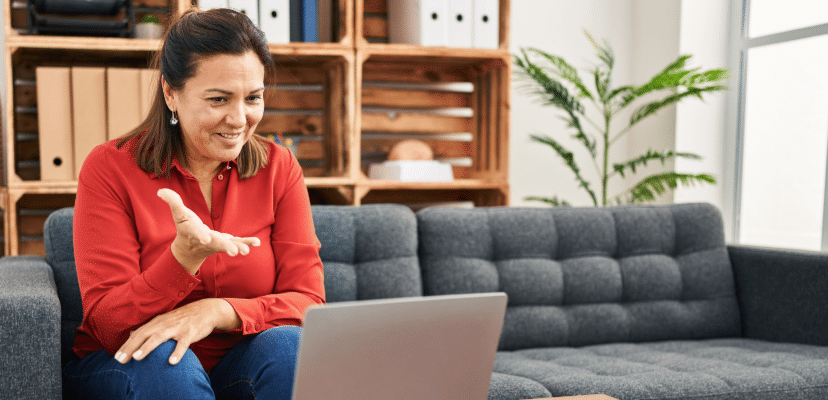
[{"xmin": 118, "ymin": 7, "xmax": 275, "ymax": 179}]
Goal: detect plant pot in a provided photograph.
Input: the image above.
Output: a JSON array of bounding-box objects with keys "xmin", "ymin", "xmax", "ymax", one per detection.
[{"xmin": 135, "ymin": 22, "xmax": 163, "ymax": 39}]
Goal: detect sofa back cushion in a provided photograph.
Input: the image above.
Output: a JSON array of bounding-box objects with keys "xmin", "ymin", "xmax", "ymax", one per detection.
[
  {"xmin": 43, "ymin": 207, "xmax": 81, "ymax": 367},
  {"xmin": 313, "ymin": 204, "xmax": 421, "ymax": 301},
  {"xmin": 416, "ymin": 203, "xmax": 742, "ymax": 350}
]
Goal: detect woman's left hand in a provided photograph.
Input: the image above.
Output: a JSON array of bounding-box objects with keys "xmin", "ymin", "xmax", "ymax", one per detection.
[{"xmin": 114, "ymin": 298, "xmax": 241, "ymax": 365}]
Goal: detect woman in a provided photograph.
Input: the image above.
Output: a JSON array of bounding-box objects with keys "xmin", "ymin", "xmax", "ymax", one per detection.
[{"xmin": 63, "ymin": 8, "xmax": 325, "ymax": 399}]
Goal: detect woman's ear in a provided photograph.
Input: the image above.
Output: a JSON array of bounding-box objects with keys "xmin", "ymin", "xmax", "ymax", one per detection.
[{"xmin": 161, "ymin": 75, "xmax": 177, "ymax": 112}]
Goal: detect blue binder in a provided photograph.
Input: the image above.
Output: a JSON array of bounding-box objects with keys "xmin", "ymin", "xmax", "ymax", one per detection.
[{"xmin": 302, "ymin": 0, "xmax": 317, "ymax": 42}]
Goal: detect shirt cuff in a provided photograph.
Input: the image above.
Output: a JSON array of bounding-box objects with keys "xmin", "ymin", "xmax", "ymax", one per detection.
[{"xmin": 142, "ymin": 247, "xmax": 202, "ymax": 301}]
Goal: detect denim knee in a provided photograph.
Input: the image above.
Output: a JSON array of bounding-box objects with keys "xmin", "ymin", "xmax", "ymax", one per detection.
[
  {"xmin": 63, "ymin": 340, "xmax": 213, "ymax": 400},
  {"xmin": 211, "ymin": 326, "xmax": 302, "ymax": 400}
]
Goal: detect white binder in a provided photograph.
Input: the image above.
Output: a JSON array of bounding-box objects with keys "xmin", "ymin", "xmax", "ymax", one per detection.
[
  {"xmin": 260, "ymin": 0, "xmax": 290, "ymax": 43},
  {"xmin": 199, "ymin": 0, "xmax": 227, "ymax": 10},
  {"xmin": 447, "ymin": 0, "xmax": 472, "ymax": 48},
  {"xmin": 229, "ymin": 0, "xmax": 259, "ymax": 27},
  {"xmin": 472, "ymin": 0, "xmax": 499, "ymax": 49},
  {"xmin": 388, "ymin": 0, "xmax": 448, "ymax": 47}
]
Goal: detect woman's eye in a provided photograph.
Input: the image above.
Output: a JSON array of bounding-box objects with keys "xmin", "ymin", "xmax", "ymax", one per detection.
[
  {"xmin": 209, "ymin": 97, "xmax": 227, "ymax": 104},
  {"xmin": 246, "ymin": 95, "xmax": 263, "ymax": 102}
]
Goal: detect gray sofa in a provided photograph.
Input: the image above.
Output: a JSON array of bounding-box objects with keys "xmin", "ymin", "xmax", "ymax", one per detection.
[{"xmin": 2, "ymin": 203, "xmax": 828, "ymax": 399}]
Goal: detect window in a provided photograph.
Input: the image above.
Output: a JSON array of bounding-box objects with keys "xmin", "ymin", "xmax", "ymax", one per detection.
[{"xmin": 734, "ymin": 0, "xmax": 828, "ymax": 251}]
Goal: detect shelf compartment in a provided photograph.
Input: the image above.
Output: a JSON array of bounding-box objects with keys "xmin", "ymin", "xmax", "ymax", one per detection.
[
  {"xmin": 7, "ymin": 190, "xmax": 76, "ymax": 256},
  {"xmin": 356, "ymin": 0, "xmax": 510, "ymax": 50},
  {"xmin": 262, "ymin": 52, "xmax": 353, "ymax": 179},
  {"xmin": 357, "ymin": 52, "xmax": 509, "ymax": 188}
]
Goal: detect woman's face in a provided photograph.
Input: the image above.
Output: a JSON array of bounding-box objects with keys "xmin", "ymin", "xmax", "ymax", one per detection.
[{"xmin": 163, "ymin": 50, "xmax": 265, "ymax": 174}]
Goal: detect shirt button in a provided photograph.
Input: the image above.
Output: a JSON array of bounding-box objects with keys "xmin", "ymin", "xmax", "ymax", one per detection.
[
  {"xmin": 178, "ymin": 291, "xmax": 185, "ymax": 297},
  {"xmin": 217, "ymin": 174, "xmax": 224, "ymax": 180},
  {"xmin": 212, "ymin": 214, "xmax": 219, "ymax": 219},
  {"xmin": 255, "ymin": 323, "xmax": 261, "ymax": 330},
  {"xmin": 188, "ymin": 282, "xmax": 194, "ymax": 287}
]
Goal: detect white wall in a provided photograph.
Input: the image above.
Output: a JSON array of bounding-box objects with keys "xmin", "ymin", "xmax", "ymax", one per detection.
[{"xmin": 509, "ymin": 0, "xmax": 729, "ymax": 211}]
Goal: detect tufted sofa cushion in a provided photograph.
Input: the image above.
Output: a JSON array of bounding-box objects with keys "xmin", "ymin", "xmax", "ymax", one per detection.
[
  {"xmin": 493, "ymin": 338, "xmax": 828, "ymax": 399},
  {"xmin": 416, "ymin": 203, "xmax": 742, "ymax": 350},
  {"xmin": 312, "ymin": 204, "xmax": 421, "ymax": 302}
]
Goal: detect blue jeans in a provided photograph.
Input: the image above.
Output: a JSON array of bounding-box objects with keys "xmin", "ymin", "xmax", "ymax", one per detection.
[{"xmin": 63, "ymin": 326, "xmax": 302, "ymax": 400}]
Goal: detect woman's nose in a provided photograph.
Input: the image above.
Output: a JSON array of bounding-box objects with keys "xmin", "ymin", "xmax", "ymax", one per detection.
[{"xmin": 225, "ymin": 104, "xmax": 246, "ymax": 128}]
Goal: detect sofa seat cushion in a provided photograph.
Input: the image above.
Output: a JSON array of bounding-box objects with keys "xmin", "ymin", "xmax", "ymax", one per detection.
[{"xmin": 493, "ymin": 338, "xmax": 828, "ymax": 400}]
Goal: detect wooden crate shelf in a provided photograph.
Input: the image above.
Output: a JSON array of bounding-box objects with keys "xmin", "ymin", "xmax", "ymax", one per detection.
[{"xmin": 1, "ymin": 0, "xmax": 510, "ymax": 255}]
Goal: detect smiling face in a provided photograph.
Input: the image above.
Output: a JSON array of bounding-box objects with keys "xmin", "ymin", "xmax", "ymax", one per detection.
[{"xmin": 163, "ymin": 51, "xmax": 266, "ymax": 177}]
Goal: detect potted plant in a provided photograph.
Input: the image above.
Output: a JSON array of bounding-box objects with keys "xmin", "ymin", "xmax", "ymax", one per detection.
[
  {"xmin": 514, "ymin": 32, "xmax": 728, "ymax": 206},
  {"xmin": 135, "ymin": 14, "xmax": 164, "ymax": 39}
]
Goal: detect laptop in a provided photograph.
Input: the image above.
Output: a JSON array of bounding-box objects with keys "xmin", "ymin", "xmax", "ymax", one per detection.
[{"xmin": 291, "ymin": 292, "xmax": 508, "ymax": 400}]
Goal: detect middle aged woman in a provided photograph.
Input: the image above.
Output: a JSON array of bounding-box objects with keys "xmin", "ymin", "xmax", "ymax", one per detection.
[{"xmin": 62, "ymin": 7, "xmax": 325, "ymax": 400}]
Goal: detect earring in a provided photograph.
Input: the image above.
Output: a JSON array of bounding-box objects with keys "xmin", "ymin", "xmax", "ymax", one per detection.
[{"xmin": 170, "ymin": 111, "xmax": 178, "ymax": 126}]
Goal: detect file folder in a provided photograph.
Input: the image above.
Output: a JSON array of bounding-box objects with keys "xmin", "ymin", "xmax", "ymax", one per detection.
[
  {"xmin": 36, "ymin": 67, "xmax": 74, "ymax": 181},
  {"xmin": 388, "ymin": 0, "xmax": 449, "ymax": 47},
  {"xmin": 72, "ymin": 67, "xmax": 108, "ymax": 179},
  {"xmin": 199, "ymin": 0, "xmax": 227, "ymax": 10},
  {"xmin": 106, "ymin": 68, "xmax": 143, "ymax": 141},
  {"xmin": 448, "ymin": 0, "xmax": 472, "ymax": 48},
  {"xmin": 229, "ymin": 0, "xmax": 259, "ymax": 27},
  {"xmin": 472, "ymin": 0, "xmax": 499, "ymax": 49},
  {"xmin": 260, "ymin": 0, "xmax": 290, "ymax": 43}
]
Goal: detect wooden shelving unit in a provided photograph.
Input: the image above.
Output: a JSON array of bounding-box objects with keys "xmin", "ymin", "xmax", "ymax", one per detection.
[{"xmin": 1, "ymin": 0, "xmax": 510, "ymax": 255}]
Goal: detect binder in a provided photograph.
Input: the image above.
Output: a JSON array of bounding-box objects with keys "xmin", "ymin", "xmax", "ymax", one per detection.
[
  {"xmin": 260, "ymin": 0, "xmax": 290, "ymax": 43},
  {"xmin": 290, "ymin": 0, "xmax": 302, "ymax": 42},
  {"xmin": 472, "ymin": 0, "xmax": 499, "ymax": 49},
  {"xmin": 228, "ymin": 0, "xmax": 259, "ymax": 27},
  {"xmin": 36, "ymin": 67, "xmax": 74, "ymax": 181},
  {"xmin": 106, "ymin": 68, "xmax": 143, "ymax": 141},
  {"xmin": 199, "ymin": 0, "xmax": 227, "ymax": 10},
  {"xmin": 388, "ymin": 0, "xmax": 448, "ymax": 47},
  {"xmin": 302, "ymin": 0, "xmax": 317, "ymax": 42},
  {"xmin": 317, "ymin": 0, "xmax": 333, "ymax": 42},
  {"xmin": 447, "ymin": 0, "xmax": 472, "ymax": 48},
  {"xmin": 140, "ymin": 69, "xmax": 159, "ymax": 119},
  {"xmin": 72, "ymin": 67, "xmax": 108, "ymax": 179}
]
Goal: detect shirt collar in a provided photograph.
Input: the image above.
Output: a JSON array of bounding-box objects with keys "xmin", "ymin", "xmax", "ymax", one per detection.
[{"xmin": 150, "ymin": 157, "xmax": 239, "ymax": 180}]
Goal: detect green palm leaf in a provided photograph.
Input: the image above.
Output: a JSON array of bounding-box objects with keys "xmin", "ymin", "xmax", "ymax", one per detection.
[
  {"xmin": 625, "ymin": 172, "xmax": 717, "ymax": 204},
  {"xmin": 612, "ymin": 150, "xmax": 702, "ymax": 178},
  {"xmin": 529, "ymin": 134, "xmax": 598, "ymax": 206},
  {"xmin": 524, "ymin": 196, "xmax": 572, "ymax": 207}
]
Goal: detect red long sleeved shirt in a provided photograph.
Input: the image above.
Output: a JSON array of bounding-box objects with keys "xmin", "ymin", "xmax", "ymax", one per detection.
[{"xmin": 72, "ymin": 137, "xmax": 325, "ymax": 372}]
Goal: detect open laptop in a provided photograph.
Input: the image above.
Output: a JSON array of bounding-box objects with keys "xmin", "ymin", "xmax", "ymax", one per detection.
[{"xmin": 291, "ymin": 292, "xmax": 508, "ymax": 400}]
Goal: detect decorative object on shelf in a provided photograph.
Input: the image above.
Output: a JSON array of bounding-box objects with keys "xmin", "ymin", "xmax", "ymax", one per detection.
[
  {"xmin": 27, "ymin": 0, "xmax": 135, "ymax": 37},
  {"xmin": 135, "ymin": 14, "xmax": 163, "ymax": 39},
  {"xmin": 369, "ymin": 139, "xmax": 454, "ymax": 182},
  {"xmin": 514, "ymin": 31, "xmax": 728, "ymax": 206}
]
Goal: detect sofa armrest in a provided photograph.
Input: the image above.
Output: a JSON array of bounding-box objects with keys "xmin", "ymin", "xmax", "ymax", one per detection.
[
  {"xmin": 0, "ymin": 256, "xmax": 62, "ymax": 400},
  {"xmin": 729, "ymin": 244, "xmax": 828, "ymax": 346}
]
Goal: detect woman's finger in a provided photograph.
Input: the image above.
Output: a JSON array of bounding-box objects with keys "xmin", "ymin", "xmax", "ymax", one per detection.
[
  {"xmin": 168, "ymin": 339, "xmax": 191, "ymax": 365},
  {"xmin": 157, "ymin": 188, "xmax": 190, "ymax": 223}
]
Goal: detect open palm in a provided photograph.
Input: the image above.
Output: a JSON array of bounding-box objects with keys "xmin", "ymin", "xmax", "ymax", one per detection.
[{"xmin": 157, "ymin": 188, "xmax": 261, "ymax": 274}]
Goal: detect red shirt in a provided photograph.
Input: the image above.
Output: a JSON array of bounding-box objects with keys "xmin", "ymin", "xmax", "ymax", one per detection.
[{"xmin": 72, "ymin": 137, "xmax": 325, "ymax": 372}]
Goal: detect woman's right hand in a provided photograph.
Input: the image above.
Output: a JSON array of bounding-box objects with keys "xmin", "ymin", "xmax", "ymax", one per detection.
[{"xmin": 157, "ymin": 188, "xmax": 261, "ymax": 275}]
